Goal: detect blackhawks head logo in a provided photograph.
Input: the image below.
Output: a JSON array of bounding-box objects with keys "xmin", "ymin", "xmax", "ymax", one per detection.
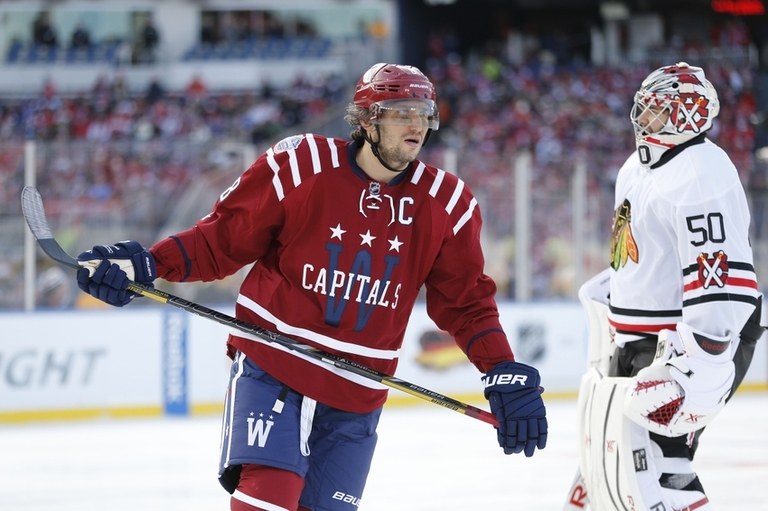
[{"xmin": 610, "ymin": 199, "xmax": 639, "ymax": 270}]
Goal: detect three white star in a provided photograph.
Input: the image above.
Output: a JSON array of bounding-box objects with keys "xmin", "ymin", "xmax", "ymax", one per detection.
[
  {"xmin": 329, "ymin": 223, "xmax": 346, "ymax": 240},
  {"xmin": 329, "ymin": 224, "xmax": 404, "ymax": 252},
  {"xmin": 360, "ymin": 230, "xmax": 376, "ymax": 246}
]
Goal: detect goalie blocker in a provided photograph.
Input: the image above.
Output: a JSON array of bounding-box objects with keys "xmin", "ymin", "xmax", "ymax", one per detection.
[{"xmin": 566, "ymin": 272, "xmax": 762, "ymax": 510}]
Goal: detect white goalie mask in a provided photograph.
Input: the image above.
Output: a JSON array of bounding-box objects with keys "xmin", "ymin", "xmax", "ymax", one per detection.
[{"xmin": 631, "ymin": 62, "xmax": 720, "ymax": 168}]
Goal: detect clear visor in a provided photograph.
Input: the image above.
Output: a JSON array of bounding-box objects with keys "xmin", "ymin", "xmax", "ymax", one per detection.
[
  {"xmin": 630, "ymin": 92, "xmax": 672, "ymax": 138},
  {"xmin": 370, "ymin": 99, "xmax": 440, "ymax": 130}
]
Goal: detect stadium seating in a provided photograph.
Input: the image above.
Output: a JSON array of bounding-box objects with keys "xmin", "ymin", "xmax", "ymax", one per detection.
[
  {"xmin": 182, "ymin": 36, "xmax": 333, "ymax": 61},
  {"xmin": 5, "ymin": 40, "xmax": 126, "ymax": 65}
]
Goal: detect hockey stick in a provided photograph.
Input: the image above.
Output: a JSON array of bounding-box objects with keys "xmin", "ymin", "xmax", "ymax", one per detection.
[{"xmin": 21, "ymin": 186, "xmax": 498, "ymax": 427}]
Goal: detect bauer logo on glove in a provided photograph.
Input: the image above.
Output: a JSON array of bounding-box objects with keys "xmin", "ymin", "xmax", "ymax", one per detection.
[{"xmin": 483, "ymin": 372, "xmax": 530, "ymax": 388}]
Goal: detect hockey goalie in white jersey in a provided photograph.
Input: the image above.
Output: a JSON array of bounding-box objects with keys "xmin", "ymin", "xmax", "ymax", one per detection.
[{"xmin": 564, "ymin": 62, "xmax": 763, "ymax": 510}]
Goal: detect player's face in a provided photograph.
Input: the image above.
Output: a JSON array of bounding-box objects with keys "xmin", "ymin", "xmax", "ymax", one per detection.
[
  {"xmin": 370, "ymin": 100, "xmax": 437, "ymax": 171},
  {"xmin": 636, "ymin": 104, "xmax": 669, "ymax": 135},
  {"xmin": 374, "ymin": 119, "xmax": 426, "ymax": 170}
]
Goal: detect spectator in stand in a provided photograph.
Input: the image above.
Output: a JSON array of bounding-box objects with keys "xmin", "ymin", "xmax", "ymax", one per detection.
[
  {"xmin": 200, "ymin": 13, "xmax": 220, "ymax": 45},
  {"xmin": 135, "ymin": 16, "xmax": 160, "ymax": 64},
  {"xmin": 263, "ymin": 12, "xmax": 285, "ymax": 38},
  {"xmin": 70, "ymin": 21, "xmax": 92, "ymax": 50},
  {"xmin": 32, "ymin": 11, "xmax": 58, "ymax": 48},
  {"xmin": 145, "ymin": 77, "xmax": 166, "ymax": 105},
  {"xmin": 185, "ymin": 74, "xmax": 209, "ymax": 102}
]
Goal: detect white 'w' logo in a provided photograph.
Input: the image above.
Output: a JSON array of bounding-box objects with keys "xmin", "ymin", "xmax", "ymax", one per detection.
[{"xmin": 247, "ymin": 417, "xmax": 274, "ymax": 447}]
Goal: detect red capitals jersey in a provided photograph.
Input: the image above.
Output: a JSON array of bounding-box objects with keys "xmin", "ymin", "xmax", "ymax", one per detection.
[{"xmin": 150, "ymin": 134, "xmax": 513, "ymax": 413}]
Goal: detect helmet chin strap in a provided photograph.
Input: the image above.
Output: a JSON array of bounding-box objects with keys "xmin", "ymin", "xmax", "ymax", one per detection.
[{"xmin": 363, "ymin": 126, "xmax": 407, "ymax": 173}]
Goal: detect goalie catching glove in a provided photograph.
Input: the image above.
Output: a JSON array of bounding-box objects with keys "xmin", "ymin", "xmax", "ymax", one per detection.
[
  {"xmin": 76, "ymin": 241, "xmax": 156, "ymax": 307},
  {"xmin": 624, "ymin": 322, "xmax": 735, "ymax": 437},
  {"xmin": 483, "ymin": 361, "xmax": 548, "ymax": 456}
]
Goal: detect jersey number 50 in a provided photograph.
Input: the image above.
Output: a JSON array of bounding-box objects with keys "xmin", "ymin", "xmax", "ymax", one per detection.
[{"xmin": 686, "ymin": 212, "xmax": 725, "ymax": 247}]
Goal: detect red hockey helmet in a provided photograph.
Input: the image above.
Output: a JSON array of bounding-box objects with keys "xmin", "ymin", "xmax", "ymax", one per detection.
[
  {"xmin": 353, "ymin": 62, "xmax": 437, "ymax": 109},
  {"xmin": 353, "ymin": 63, "xmax": 439, "ymax": 131}
]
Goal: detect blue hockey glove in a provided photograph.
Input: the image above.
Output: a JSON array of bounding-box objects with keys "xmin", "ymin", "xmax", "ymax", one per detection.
[
  {"xmin": 76, "ymin": 241, "xmax": 156, "ymax": 307},
  {"xmin": 483, "ymin": 361, "xmax": 548, "ymax": 456}
]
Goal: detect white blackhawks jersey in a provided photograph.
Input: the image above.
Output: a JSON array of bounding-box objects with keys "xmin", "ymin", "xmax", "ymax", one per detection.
[{"xmin": 608, "ymin": 137, "xmax": 761, "ymax": 347}]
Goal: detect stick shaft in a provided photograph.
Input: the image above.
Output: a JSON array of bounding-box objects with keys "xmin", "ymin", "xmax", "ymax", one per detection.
[
  {"xmin": 129, "ymin": 280, "xmax": 498, "ymax": 426},
  {"xmin": 21, "ymin": 186, "xmax": 498, "ymax": 427}
]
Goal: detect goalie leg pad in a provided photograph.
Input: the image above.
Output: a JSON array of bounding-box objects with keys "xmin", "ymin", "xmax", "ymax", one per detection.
[{"xmin": 578, "ymin": 374, "xmax": 712, "ymax": 511}]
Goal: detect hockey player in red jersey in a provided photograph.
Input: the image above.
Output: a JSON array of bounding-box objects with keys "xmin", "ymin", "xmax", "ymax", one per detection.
[
  {"xmin": 75, "ymin": 63, "xmax": 548, "ymax": 511},
  {"xmin": 565, "ymin": 62, "xmax": 763, "ymax": 510}
]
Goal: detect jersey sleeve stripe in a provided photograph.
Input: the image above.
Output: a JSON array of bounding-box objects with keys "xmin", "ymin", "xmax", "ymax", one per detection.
[
  {"xmin": 236, "ymin": 294, "xmax": 401, "ymax": 360},
  {"xmin": 683, "ymin": 293, "xmax": 761, "ymax": 308},
  {"xmin": 428, "ymin": 168, "xmax": 445, "ymax": 197},
  {"xmin": 306, "ymin": 134, "xmax": 322, "ymax": 174},
  {"xmin": 446, "ymin": 178, "xmax": 464, "ymax": 214},
  {"xmin": 265, "ymin": 148, "xmax": 285, "ymax": 201},
  {"xmin": 683, "ymin": 276, "xmax": 758, "ymax": 293},
  {"xmin": 288, "ymin": 148, "xmax": 301, "ymax": 187},
  {"xmin": 683, "ymin": 261, "xmax": 756, "ymax": 275},
  {"xmin": 326, "ymin": 137, "xmax": 340, "ymax": 168},
  {"xmin": 453, "ymin": 197, "xmax": 477, "ymax": 235},
  {"xmin": 724, "ymin": 277, "xmax": 758, "ymax": 289}
]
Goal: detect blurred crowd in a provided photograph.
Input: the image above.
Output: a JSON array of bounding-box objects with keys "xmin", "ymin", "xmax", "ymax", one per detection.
[
  {"xmin": 0, "ymin": 71, "xmax": 346, "ymax": 215},
  {"xmin": 0, "ymin": 22, "xmax": 763, "ymax": 307},
  {"xmin": 0, "ymin": 71, "xmax": 347, "ymax": 309},
  {"xmin": 419, "ymin": 43, "xmax": 760, "ymax": 297},
  {"xmin": 0, "ymin": 70, "xmax": 345, "ymax": 144}
]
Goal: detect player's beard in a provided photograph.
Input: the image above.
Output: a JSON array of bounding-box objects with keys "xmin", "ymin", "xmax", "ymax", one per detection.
[{"xmin": 377, "ymin": 137, "xmax": 421, "ymax": 172}]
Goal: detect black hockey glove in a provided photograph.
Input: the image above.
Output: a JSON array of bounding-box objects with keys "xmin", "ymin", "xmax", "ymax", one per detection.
[
  {"xmin": 483, "ymin": 361, "xmax": 548, "ymax": 456},
  {"xmin": 76, "ymin": 241, "xmax": 156, "ymax": 307}
]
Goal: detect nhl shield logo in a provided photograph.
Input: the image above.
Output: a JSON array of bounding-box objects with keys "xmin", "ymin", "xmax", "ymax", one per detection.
[
  {"xmin": 359, "ymin": 181, "xmax": 383, "ymax": 215},
  {"xmin": 697, "ymin": 251, "xmax": 728, "ymax": 288}
]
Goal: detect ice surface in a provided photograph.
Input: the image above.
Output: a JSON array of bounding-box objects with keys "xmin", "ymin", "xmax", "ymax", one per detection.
[{"xmin": 1, "ymin": 393, "xmax": 766, "ymax": 510}]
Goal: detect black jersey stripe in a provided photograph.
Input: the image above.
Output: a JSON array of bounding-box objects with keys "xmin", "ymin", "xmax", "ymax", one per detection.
[
  {"xmin": 682, "ymin": 293, "xmax": 762, "ymax": 307},
  {"xmin": 682, "ymin": 261, "xmax": 756, "ymax": 276}
]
